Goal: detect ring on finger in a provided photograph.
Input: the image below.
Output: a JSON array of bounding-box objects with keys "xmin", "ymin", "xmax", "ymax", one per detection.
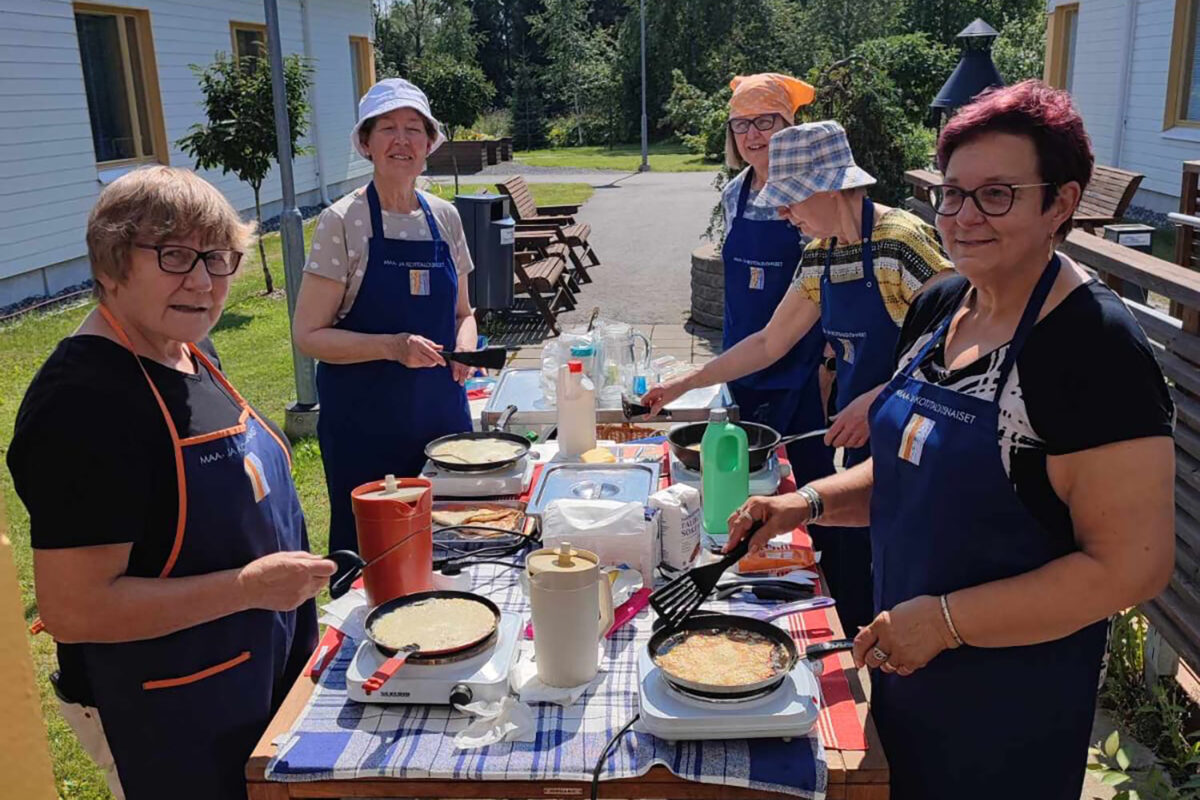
[
  {"xmin": 736, "ymin": 508, "xmax": 754, "ymax": 523},
  {"xmin": 870, "ymin": 646, "xmax": 889, "ymax": 663}
]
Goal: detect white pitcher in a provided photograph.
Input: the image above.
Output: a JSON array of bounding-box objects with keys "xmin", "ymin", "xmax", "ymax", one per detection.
[{"xmin": 527, "ymin": 543, "xmax": 614, "ymax": 688}]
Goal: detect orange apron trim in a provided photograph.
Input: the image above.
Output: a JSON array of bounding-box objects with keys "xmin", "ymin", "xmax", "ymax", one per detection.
[
  {"xmin": 177, "ymin": 406, "xmax": 250, "ymax": 447},
  {"xmin": 97, "ymin": 305, "xmax": 189, "ymax": 578},
  {"xmin": 141, "ymin": 650, "xmax": 251, "ymax": 690},
  {"xmin": 190, "ymin": 347, "xmax": 293, "ymax": 469}
]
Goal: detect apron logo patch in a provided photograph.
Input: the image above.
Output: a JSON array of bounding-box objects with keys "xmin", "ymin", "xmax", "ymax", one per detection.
[
  {"xmin": 409, "ymin": 269, "xmax": 431, "ymax": 296},
  {"xmin": 748, "ymin": 267, "xmax": 765, "ymax": 290},
  {"xmin": 837, "ymin": 338, "xmax": 856, "ymax": 365},
  {"xmin": 899, "ymin": 414, "xmax": 935, "ymax": 466},
  {"xmin": 243, "ymin": 452, "xmax": 271, "ymax": 503},
  {"xmin": 830, "ymin": 262, "xmax": 864, "ymax": 283}
]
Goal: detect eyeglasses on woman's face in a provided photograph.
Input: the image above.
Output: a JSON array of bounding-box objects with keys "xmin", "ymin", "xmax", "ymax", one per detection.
[
  {"xmin": 727, "ymin": 114, "xmax": 784, "ymax": 134},
  {"xmin": 931, "ymin": 183, "xmax": 1053, "ymax": 217},
  {"xmin": 134, "ymin": 243, "xmax": 243, "ymax": 276}
]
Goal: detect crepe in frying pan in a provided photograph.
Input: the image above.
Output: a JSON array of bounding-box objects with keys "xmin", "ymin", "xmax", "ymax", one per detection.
[
  {"xmin": 429, "ymin": 438, "xmax": 525, "ymax": 465},
  {"xmin": 371, "ymin": 598, "xmax": 496, "ymax": 651},
  {"xmin": 653, "ymin": 628, "xmax": 788, "ymax": 686}
]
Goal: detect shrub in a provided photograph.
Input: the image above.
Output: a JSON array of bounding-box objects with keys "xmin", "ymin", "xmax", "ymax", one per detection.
[
  {"xmin": 661, "ymin": 69, "xmax": 730, "ymax": 163},
  {"xmin": 473, "ymin": 109, "xmax": 512, "ymax": 139},
  {"xmin": 853, "ymin": 34, "xmax": 958, "ymax": 126}
]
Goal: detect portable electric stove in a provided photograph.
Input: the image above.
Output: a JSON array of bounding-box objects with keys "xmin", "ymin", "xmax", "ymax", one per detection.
[
  {"xmin": 635, "ymin": 643, "xmax": 820, "ymax": 740},
  {"xmin": 346, "ymin": 611, "xmax": 522, "ymax": 704},
  {"xmin": 668, "ymin": 451, "xmax": 789, "ymax": 497},
  {"xmin": 420, "ymin": 457, "xmax": 537, "ymax": 499}
]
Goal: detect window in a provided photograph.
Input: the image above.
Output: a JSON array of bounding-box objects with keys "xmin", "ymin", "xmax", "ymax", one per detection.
[
  {"xmin": 231, "ymin": 21, "xmax": 267, "ymax": 69},
  {"xmin": 1166, "ymin": 0, "xmax": 1200, "ymax": 128},
  {"xmin": 350, "ymin": 36, "xmax": 376, "ymax": 108},
  {"xmin": 74, "ymin": 4, "xmax": 167, "ymax": 165},
  {"xmin": 1044, "ymin": 4, "xmax": 1079, "ymax": 92}
]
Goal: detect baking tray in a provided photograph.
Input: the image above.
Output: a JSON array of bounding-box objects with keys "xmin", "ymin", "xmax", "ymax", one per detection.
[
  {"xmin": 481, "ymin": 368, "xmax": 735, "ymax": 429},
  {"xmin": 431, "ymin": 500, "xmax": 533, "ymax": 557},
  {"xmin": 525, "ymin": 461, "xmax": 662, "ymax": 517}
]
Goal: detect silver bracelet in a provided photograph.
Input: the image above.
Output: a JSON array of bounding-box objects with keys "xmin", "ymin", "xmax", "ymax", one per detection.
[
  {"xmin": 940, "ymin": 594, "xmax": 965, "ymax": 647},
  {"xmin": 797, "ymin": 484, "xmax": 823, "ymax": 523}
]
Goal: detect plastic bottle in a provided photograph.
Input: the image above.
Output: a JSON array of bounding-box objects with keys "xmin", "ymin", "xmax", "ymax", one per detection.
[
  {"xmin": 570, "ymin": 343, "xmax": 596, "ymax": 384},
  {"xmin": 700, "ymin": 408, "xmax": 749, "ymax": 535},
  {"xmin": 556, "ymin": 360, "xmax": 597, "ymax": 457}
]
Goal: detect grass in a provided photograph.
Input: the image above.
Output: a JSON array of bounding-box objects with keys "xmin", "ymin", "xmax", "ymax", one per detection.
[
  {"xmin": 513, "ymin": 141, "xmax": 717, "ymax": 173},
  {"xmin": 425, "ymin": 181, "xmax": 595, "ymax": 208},
  {"xmin": 0, "ymin": 182, "xmax": 591, "ymax": 800}
]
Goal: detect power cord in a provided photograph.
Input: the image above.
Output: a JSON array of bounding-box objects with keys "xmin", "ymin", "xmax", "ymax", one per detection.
[{"xmin": 590, "ymin": 713, "xmax": 640, "ymax": 800}]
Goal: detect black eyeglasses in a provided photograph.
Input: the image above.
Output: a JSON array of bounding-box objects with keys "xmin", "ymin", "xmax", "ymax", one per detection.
[
  {"xmin": 727, "ymin": 114, "xmax": 783, "ymax": 134},
  {"xmin": 135, "ymin": 243, "xmax": 244, "ymax": 276},
  {"xmin": 931, "ymin": 183, "xmax": 1053, "ymax": 217}
]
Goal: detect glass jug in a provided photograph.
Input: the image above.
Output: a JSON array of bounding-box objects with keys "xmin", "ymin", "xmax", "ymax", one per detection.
[{"xmin": 598, "ymin": 324, "xmax": 651, "ymax": 405}]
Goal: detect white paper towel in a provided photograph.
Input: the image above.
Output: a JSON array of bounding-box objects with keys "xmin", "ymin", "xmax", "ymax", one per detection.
[
  {"xmin": 453, "ymin": 696, "xmax": 536, "ymax": 749},
  {"xmin": 510, "ymin": 643, "xmax": 605, "ymax": 706}
]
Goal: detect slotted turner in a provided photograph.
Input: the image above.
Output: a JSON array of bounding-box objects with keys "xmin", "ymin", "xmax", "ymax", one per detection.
[{"xmin": 649, "ymin": 524, "xmax": 758, "ymax": 631}]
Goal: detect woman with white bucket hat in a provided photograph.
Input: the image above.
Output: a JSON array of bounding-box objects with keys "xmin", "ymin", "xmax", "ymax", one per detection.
[
  {"xmin": 293, "ymin": 78, "xmax": 477, "ymax": 554},
  {"xmin": 644, "ymin": 121, "xmax": 953, "ymax": 631}
]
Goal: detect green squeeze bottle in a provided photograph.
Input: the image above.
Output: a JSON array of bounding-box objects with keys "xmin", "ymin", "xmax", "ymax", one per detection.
[{"xmin": 700, "ymin": 408, "xmax": 749, "ymax": 536}]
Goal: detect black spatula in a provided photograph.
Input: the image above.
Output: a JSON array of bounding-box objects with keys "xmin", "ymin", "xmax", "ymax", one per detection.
[
  {"xmin": 440, "ymin": 347, "xmax": 508, "ymax": 370},
  {"xmin": 649, "ymin": 524, "xmax": 758, "ymax": 632}
]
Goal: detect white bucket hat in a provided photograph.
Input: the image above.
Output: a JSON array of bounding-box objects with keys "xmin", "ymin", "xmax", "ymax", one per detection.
[{"xmin": 351, "ymin": 78, "xmax": 447, "ymax": 159}]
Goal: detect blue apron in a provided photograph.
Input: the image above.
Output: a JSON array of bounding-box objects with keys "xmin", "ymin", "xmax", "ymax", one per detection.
[
  {"xmin": 868, "ymin": 255, "xmax": 1107, "ymax": 799},
  {"xmin": 317, "ymin": 183, "xmax": 471, "ymax": 553},
  {"xmin": 813, "ymin": 197, "xmax": 892, "ymax": 631},
  {"xmin": 82, "ymin": 305, "xmax": 317, "ymax": 800},
  {"xmin": 722, "ymin": 173, "xmax": 832, "ymax": 485}
]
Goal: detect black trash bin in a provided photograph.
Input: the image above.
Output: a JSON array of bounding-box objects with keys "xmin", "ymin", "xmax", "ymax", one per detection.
[{"xmin": 455, "ymin": 194, "xmax": 515, "ymax": 311}]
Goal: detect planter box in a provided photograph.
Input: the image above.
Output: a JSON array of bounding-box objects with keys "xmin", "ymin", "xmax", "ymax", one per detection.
[
  {"xmin": 500, "ymin": 137, "xmax": 513, "ymax": 161},
  {"xmin": 485, "ymin": 140, "xmax": 499, "ymax": 166},
  {"xmin": 427, "ymin": 141, "xmax": 488, "ymax": 175},
  {"xmin": 690, "ymin": 243, "xmax": 723, "ymax": 330}
]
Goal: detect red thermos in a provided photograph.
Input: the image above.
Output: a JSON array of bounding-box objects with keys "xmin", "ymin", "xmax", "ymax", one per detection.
[{"xmin": 350, "ymin": 476, "xmax": 434, "ymax": 606}]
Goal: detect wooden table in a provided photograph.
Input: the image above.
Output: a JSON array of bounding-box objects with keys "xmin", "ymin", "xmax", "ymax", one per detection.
[{"xmin": 245, "ymin": 599, "xmax": 889, "ymax": 800}]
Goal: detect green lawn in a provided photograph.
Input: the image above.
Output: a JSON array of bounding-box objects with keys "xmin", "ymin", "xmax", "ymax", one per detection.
[
  {"xmin": 0, "ymin": 182, "xmax": 591, "ymax": 800},
  {"xmin": 426, "ymin": 181, "xmax": 595, "ymax": 207},
  {"xmin": 513, "ymin": 142, "xmax": 717, "ymax": 173}
]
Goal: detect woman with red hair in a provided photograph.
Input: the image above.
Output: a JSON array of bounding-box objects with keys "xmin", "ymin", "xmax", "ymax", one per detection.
[{"xmin": 727, "ymin": 81, "xmax": 1175, "ymax": 798}]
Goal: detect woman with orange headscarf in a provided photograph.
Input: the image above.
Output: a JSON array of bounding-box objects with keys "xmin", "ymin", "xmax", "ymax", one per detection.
[{"xmin": 660, "ymin": 74, "xmax": 833, "ymax": 485}]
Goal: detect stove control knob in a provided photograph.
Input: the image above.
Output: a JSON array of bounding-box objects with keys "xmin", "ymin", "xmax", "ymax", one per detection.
[{"xmin": 450, "ymin": 684, "xmax": 473, "ymax": 707}]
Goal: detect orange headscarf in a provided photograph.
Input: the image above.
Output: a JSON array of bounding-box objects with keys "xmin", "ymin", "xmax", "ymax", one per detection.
[{"xmin": 728, "ymin": 73, "xmax": 815, "ymax": 123}]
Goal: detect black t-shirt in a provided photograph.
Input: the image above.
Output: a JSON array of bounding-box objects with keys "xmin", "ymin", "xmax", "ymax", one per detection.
[
  {"xmin": 7, "ymin": 335, "xmax": 292, "ymax": 703},
  {"xmin": 893, "ymin": 273, "xmax": 1175, "ymax": 537}
]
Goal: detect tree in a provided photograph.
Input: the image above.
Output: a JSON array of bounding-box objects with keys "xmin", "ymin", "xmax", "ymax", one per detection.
[
  {"xmin": 798, "ymin": 0, "xmax": 902, "ymax": 61},
  {"xmin": 661, "ymin": 69, "xmax": 729, "ymax": 162},
  {"xmin": 530, "ymin": 0, "xmax": 616, "ymax": 145},
  {"xmin": 853, "ymin": 34, "xmax": 959, "ymax": 126},
  {"xmin": 992, "ymin": 7, "xmax": 1046, "ymax": 83},
  {"xmin": 177, "ymin": 51, "xmax": 313, "ymax": 294},
  {"xmin": 510, "ymin": 60, "xmax": 547, "ymax": 150},
  {"xmin": 408, "ymin": 54, "xmax": 496, "ymax": 191},
  {"xmin": 898, "ymin": 0, "xmax": 1044, "ymax": 46}
]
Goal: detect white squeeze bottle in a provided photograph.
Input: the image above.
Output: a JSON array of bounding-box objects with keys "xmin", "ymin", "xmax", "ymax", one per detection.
[{"xmin": 556, "ymin": 360, "xmax": 597, "ymax": 457}]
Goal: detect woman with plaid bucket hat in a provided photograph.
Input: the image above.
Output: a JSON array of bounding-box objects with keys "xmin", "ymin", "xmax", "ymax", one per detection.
[
  {"xmin": 292, "ymin": 78, "xmax": 477, "ymax": 554},
  {"xmin": 646, "ymin": 120, "xmax": 952, "ymax": 632}
]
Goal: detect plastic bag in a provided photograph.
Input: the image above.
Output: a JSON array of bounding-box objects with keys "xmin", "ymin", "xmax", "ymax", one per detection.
[{"xmin": 541, "ymin": 499, "xmax": 657, "ymax": 580}]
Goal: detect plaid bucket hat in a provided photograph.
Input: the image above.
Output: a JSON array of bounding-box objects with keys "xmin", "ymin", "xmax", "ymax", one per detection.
[{"xmin": 753, "ymin": 121, "xmax": 876, "ymax": 208}]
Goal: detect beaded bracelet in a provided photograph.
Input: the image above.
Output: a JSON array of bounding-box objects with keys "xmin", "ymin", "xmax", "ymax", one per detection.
[{"xmin": 940, "ymin": 593, "xmax": 965, "ymax": 647}]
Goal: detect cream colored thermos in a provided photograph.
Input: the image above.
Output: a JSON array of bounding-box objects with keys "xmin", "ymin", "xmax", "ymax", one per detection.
[{"xmin": 527, "ymin": 544, "xmax": 614, "ymax": 688}]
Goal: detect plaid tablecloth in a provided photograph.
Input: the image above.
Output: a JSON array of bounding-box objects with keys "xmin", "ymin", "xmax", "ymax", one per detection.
[{"xmin": 266, "ymin": 563, "xmax": 828, "ymax": 798}]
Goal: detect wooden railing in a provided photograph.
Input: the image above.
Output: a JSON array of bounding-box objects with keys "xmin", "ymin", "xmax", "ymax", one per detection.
[{"xmin": 905, "ymin": 163, "xmax": 1200, "ymax": 670}]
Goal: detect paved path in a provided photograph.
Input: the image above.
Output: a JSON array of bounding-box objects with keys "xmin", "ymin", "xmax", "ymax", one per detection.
[{"xmin": 558, "ymin": 170, "xmax": 721, "ymax": 326}]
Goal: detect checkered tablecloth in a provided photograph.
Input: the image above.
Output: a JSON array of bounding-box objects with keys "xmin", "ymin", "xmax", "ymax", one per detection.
[{"xmin": 266, "ymin": 563, "xmax": 828, "ymax": 798}]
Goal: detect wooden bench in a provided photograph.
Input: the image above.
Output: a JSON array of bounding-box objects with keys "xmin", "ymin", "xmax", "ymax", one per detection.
[
  {"xmin": 514, "ymin": 228, "xmax": 589, "ymax": 287},
  {"xmin": 496, "ymin": 176, "xmax": 602, "ymax": 278},
  {"xmin": 512, "ymin": 251, "xmax": 574, "ymax": 335},
  {"xmin": 903, "ymin": 165, "xmax": 1144, "ymax": 232}
]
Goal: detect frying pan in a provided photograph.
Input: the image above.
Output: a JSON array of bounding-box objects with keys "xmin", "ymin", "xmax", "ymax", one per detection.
[
  {"xmin": 647, "ymin": 612, "xmax": 854, "ymax": 697},
  {"xmin": 361, "ymin": 590, "xmax": 501, "ymax": 693},
  {"xmin": 423, "ymin": 430, "xmax": 531, "ymax": 473},
  {"xmin": 666, "ymin": 421, "xmax": 828, "ymax": 473}
]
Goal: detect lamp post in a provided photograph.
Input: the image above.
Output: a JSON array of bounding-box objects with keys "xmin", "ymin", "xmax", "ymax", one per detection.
[
  {"xmin": 930, "ymin": 18, "xmax": 1005, "ymax": 126},
  {"xmin": 264, "ymin": 0, "xmax": 320, "ymax": 438},
  {"xmin": 639, "ymin": 0, "xmax": 649, "ymax": 172}
]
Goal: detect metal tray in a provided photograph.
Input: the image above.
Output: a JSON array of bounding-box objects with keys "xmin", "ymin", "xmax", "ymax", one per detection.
[
  {"xmin": 481, "ymin": 368, "xmax": 734, "ymax": 429},
  {"xmin": 525, "ymin": 461, "xmax": 662, "ymax": 516}
]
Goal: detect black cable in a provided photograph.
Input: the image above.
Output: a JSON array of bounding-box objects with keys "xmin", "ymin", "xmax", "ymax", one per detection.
[
  {"xmin": 590, "ymin": 713, "xmax": 640, "ymax": 800},
  {"xmin": 443, "ymin": 559, "xmax": 525, "ymax": 572}
]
